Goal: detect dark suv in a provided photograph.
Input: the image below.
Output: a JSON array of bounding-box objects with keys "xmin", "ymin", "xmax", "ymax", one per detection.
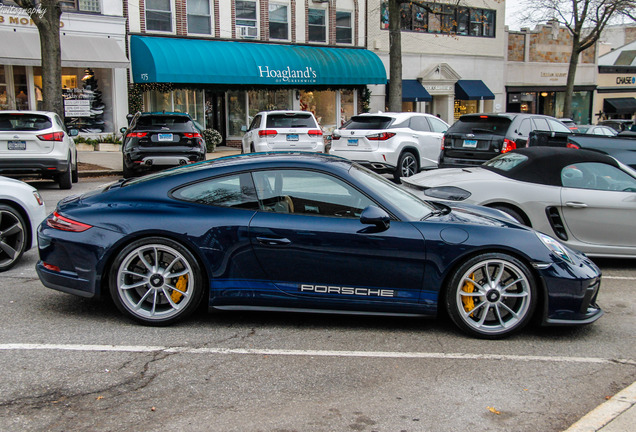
[
  {"xmin": 439, "ymin": 113, "xmax": 571, "ymax": 168},
  {"xmin": 121, "ymin": 112, "xmax": 206, "ymax": 178}
]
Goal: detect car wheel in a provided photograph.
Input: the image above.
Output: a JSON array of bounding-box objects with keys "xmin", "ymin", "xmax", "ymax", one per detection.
[
  {"xmin": 250, "ymin": 144, "xmax": 255, "ymax": 153},
  {"xmin": 58, "ymin": 157, "xmax": 73, "ymax": 190},
  {"xmin": 0, "ymin": 204, "xmax": 27, "ymax": 272},
  {"xmin": 490, "ymin": 205, "xmax": 528, "ymax": 226},
  {"xmin": 122, "ymin": 157, "xmax": 134, "ymax": 178},
  {"xmin": 394, "ymin": 151, "xmax": 418, "ymax": 182},
  {"xmin": 109, "ymin": 237, "xmax": 205, "ymax": 325},
  {"xmin": 446, "ymin": 253, "xmax": 536, "ymax": 339},
  {"xmin": 72, "ymin": 151, "xmax": 79, "ymax": 183}
]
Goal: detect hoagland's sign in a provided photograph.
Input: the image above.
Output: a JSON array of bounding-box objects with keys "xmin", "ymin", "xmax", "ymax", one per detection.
[{"xmin": 258, "ymin": 66, "xmax": 318, "ymax": 84}]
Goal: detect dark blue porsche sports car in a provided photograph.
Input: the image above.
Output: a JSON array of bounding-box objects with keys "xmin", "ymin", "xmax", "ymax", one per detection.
[{"xmin": 36, "ymin": 153, "xmax": 603, "ymax": 338}]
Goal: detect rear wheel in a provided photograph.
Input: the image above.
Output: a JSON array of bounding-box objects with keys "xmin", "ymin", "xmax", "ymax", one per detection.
[
  {"xmin": 109, "ymin": 237, "xmax": 205, "ymax": 325},
  {"xmin": 58, "ymin": 157, "xmax": 72, "ymax": 190},
  {"xmin": 72, "ymin": 151, "xmax": 79, "ymax": 183},
  {"xmin": 394, "ymin": 151, "xmax": 418, "ymax": 182},
  {"xmin": 446, "ymin": 253, "xmax": 536, "ymax": 339},
  {"xmin": 0, "ymin": 204, "xmax": 27, "ymax": 272},
  {"xmin": 490, "ymin": 205, "xmax": 527, "ymax": 226}
]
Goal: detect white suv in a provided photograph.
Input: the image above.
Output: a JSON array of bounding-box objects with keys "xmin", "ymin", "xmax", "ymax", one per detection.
[
  {"xmin": 331, "ymin": 112, "xmax": 449, "ymax": 181},
  {"xmin": 242, "ymin": 111, "xmax": 324, "ymax": 154},
  {"xmin": 0, "ymin": 111, "xmax": 78, "ymax": 189}
]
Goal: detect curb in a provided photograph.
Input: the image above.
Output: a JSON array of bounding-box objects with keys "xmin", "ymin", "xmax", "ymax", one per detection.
[
  {"xmin": 79, "ymin": 170, "xmax": 122, "ymax": 178},
  {"xmin": 565, "ymin": 380, "xmax": 636, "ymax": 431}
]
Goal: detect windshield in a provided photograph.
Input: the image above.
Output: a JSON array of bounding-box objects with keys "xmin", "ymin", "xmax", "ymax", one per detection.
[
  {"xmin": 349, "ymin": 165, "xmax": 434, "ymax": 221},
  {"xmin": 482, "ymin": 152, "xmax": 529, "ymax": 171}
]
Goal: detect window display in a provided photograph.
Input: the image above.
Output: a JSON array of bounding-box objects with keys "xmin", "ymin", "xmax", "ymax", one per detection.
[{"xmin": 299, "ymin": 90, "xmax": 336, "ymax": 132}]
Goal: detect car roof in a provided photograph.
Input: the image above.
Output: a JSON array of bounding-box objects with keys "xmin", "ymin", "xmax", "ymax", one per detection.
[
  {"xmin": 485, "ymin": 147, "xmax": 621, "ymax": 186},
  {"xmin": 257, "ymin": 110, "xmax": 315, "ymax": 116},
  {"xmin": 139, "ymin": 112, "xmax": 193, "ymax": 117},
  {"xmin": 0, "ymin": 111, "xmax": 56, "ymax": 116},
  {"xmin": 458, "ymin": 113, "xmax": 561, "ymax": 121}
]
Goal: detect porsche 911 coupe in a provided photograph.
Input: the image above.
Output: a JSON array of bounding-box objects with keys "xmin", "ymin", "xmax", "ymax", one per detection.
[
  {"xmin": 37, "ymin": 153, "xmax": 602, "ymax": 338},
  {"xmin": 402, "ymin": 147, "xmax": 636, "ymax": 258}
]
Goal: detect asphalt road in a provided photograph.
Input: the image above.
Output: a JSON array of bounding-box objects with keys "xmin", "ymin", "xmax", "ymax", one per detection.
[{"xmin": 1, "ymin": 177, "xmax": 635, "ymax": 432}]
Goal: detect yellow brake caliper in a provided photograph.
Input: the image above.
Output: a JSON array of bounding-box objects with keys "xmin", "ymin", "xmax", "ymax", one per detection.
[
  {"xmin": 171, "ymin": 275, "xmax": 188, "ymax": 303},
  {"xmin": 462, "ymin": 273, "xmax": 476, "ymax": 316}
]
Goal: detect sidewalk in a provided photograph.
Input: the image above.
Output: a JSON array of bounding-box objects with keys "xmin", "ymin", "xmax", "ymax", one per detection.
[
  {"xmin": 565, "ymin": 380, "xmax": 636, "ymax": 432},
  {"xmin": 77, "ymin": 146, "xmax": 241, "ymax": 177}
]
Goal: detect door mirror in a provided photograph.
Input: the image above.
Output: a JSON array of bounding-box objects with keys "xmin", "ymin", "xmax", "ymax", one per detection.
[
  {"xmin": 68, "ymin": 128, "xmax": 79, "ymax": 137},
  {"xmin": 241, "ymin": 125, "xmax": 248, "ymax": 132},
  {"xmin": 120, "ymin": 127, "xmax": 127, "ymax": 134},
  {"xmin": 360, "ymin": 206, "xmax": 390, "ymax": 231}
]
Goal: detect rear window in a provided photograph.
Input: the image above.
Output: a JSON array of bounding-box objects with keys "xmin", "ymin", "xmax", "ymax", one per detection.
[
  {"xmin": 482, "ymin": 152, "xmax": 528, "ymax": 171},
  {"xmin": 0, "ymin": 114, "xmax": 52, "ymax": 131},
  {"xmin": 135, "ymin": 116, "xmax": 195, "ymax": 131},
  {"xmin": 341, "ymin": 116, "xmax": 393, "ymax": 130},
  {"xmin": 447, "ymin": 116, "xmax": 512, "ymax": 136},
  {"xmin": 266, "ymin": 113, "xmax": 316, "ymax": 128}
]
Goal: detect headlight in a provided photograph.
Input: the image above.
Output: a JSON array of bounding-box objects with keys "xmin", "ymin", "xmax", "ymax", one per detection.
[
  {"xmin": 536, "ymin": 232, "xmax": 573, "ymax": 263},
  {"xmin": 424, "ymin": 186, "xmax": 471, "ymax": 201}
]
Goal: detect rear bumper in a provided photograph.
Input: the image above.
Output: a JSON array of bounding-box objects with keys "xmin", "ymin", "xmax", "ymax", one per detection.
[
  {"xmin": 438, "ymin": 155, "xmax": 489, "ymax": 168},
  {"xmin": 330, "ymin": 149, "xmax": 398, "ymax": 172},
  {"xmin": 124, "ymin": 148, "xmax": 206, "ymax": 172},
  {"xmin": 0, "ymin": 157, "xmax": 70, "ymax": 176}
]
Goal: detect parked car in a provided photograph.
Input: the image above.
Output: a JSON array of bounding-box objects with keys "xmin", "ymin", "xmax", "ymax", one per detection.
[
  {"xmin": 330, "ymin": 112, "xmax": 449, "ymax": 181},
  {"xmin": 439, "ymin": 113, "xmax": 571, "ymax": 168},
  {"xmin": 0, "ymin": 111, "xmax": 78, "ymax": 189},
  {"xmin": 241, "ymin": 111, "xmax": 324, "ymax": 154},
  {"xmin": 37, "ymin": 153, "xmax": 602, "ymax": 338},
  {"xmin": 558, "ymin": 118, "xmax": 579, "ymax": 133},
  {"xmin": 575, "ymin": 125, "xmax": 618, "ymax": 136},
  {"xmin": 598, "ymin": 119, "xmax": 634, "ymax": 132},
  {"xmin": 403, "ymin": 147, "xmax": 636, "ymax": 258},
  {"xmin": 120, "ymin": 112, "xmax": 207, "ymax": 178},
  {"xmin": 0, "ymin": 176, "xmax": 47, "ymax": 271}
]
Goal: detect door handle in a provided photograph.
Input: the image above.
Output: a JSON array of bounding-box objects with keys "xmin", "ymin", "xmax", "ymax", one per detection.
[
  {"xmin": 565, "ymin": 202, "xmax": 588, "ymax": 208},
  {"xmin": 256, "ymin": 237, "xmax": 291, "ymax": 246}
]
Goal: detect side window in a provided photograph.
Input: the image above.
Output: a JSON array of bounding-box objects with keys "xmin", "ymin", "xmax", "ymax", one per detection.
[
  {"xmin": 548, "ymin": 119, "xmax": 571, "ymax": 133},
  {"xmin": 252, "ymin": 169, "xmax": 375, "ymax": 218},
  {"xmin": 249, "ymin": 115, "xmax": 261, "ymax": 131},
  {"xmin": 561, "ymin": 162, "xmax": 636, "ymax": 191},
  {"xmin": 409, "ymin": 116, "xmax": 431, "ymax": 132},
  {"xmin": 427, "ymin": 117, "xmax": 448, "ymax": 133},
  {"xmin": 532, "ymin": 118, "xmax": 550, "ymax": 131},
  {"xmin": 517, "ymin": 119, "xmax": 531, "ymax": 137},
  {"xmin": 172, "ymin": 173, "xmax": 260, "ymax": 209}
]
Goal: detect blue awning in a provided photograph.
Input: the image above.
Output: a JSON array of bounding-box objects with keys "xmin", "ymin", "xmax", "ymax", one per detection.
[
  {"xmin": 402, "ymin": 80, "xmax": 432, "ymax": 102},
  {"xmin": 130, "ymin": 35, "xmax": 387, "ymax": 86},
  {"xmin": 455, "ymin": 80, "xmax": 495, "ymax": 100}
]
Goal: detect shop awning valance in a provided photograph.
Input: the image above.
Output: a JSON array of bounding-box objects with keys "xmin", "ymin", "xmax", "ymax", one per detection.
[
  {"xmin": 603, "ymin": 97, "xmax": 636, "ymax": 114},
  {"xmin": 0, "ymin": 31, "xmax": 129, "ymax": 68},
  {"xmin": 130, "ymin": 35, "xmax": 387, "ymax": 86},
  {"xmin": 386, "ymin": 80, "xmax": 432, "ymax": 102},
  {"xmin": 455, "ymin": 80, "xmax": 495, "ymax": 100}
]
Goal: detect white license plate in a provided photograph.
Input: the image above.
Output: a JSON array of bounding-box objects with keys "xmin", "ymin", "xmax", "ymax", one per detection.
[
  {"xmin": 287, "ymin": 134, "xmax": 299, "ymax": 141},
  {"xmin": 347, "ymin": 138, "xmax": 359, "ymax": 146},
  {"xmin": 463, "ymin": 139, "xmax": 478, "ymax": 148},
  {"xmin": 158, "ymin": 133, "xmax": 173, "ymax": 142},
  {"xmin": 8, "ymin": 140, "xmax": 26, "ymax": 150}
]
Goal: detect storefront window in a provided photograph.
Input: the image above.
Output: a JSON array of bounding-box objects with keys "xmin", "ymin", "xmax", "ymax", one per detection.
[
  {"xmin": 228, "ymin": 90, "xmax": 247, "ymax": 137},
  {"xmin": 13, "ymin": 66, "xmax": 29, "ymax": 111},
  {"xmin": 454, "ymin": 99, "xmax": 478, "ymax": 121},
  {"xmin": 248, "ymin": 89, "xmax": 292, "ymax": 120},
  {"xmin": 173, "ymin": 89, "xmax": 204, "ymax": 125},
  {"xmin": 340, "ymin": 89, "xmax": 355, "ymax": 126},
  {"xmin": 0, "ymin": 66, "xmax": 8, "ymax": 110},
  {"xmin": 148, "ymin": 90, "xmax": 172, "ymax": 112},
  {"xmin": 299, "ymin": 90, "xmax": 336, "ymax": 132}
]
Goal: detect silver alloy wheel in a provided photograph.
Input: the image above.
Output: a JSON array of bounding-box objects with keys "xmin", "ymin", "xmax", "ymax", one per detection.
[
  {"xmin": 0, "ymin": 207, "xmax": 25, "ymax": 270},
  {"xmin": 400, "ymin": 153, "xmax": 418, "ymax": 177},
  {"xmin": 116, "ymin": 243, "xmax": 195, "ymax": 321},
  {"xmin": 455, "ymin": 258, "xmax": 531, "ymax": 335}
]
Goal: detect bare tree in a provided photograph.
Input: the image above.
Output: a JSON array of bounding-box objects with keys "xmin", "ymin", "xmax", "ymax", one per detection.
[
  {"xmin": 519, "ymin": 0, "xmax": 636, "ymax": 118},
  {"xmin": 14, "ymin": 0, "xmax": 63, "ymax": 118}
]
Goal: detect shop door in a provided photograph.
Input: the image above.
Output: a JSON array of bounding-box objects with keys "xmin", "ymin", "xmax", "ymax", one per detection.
[{"xmin": 205, "ymin": 91, "xmax": 226, "ymax": 145}]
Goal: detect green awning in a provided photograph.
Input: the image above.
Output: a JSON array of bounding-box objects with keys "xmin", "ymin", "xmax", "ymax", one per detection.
[{"xmin": 130, "ymin": 35, "xmax": 387, "ymax": 86}]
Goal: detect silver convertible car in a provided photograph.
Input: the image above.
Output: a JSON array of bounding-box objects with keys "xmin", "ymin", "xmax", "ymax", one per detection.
[{"xmin": 402, "ymin": 147, "xmax": 636, "ymax": 258}]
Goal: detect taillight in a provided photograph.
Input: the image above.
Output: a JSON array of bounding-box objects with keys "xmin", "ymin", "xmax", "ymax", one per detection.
[
  {"xmin": 183, "ymin": 132, "xmax": 202, "ymax": 138},
  {"xmin": 331, "ymin": 134, "xmax": 341, "ymax": 141},
  {"xmin": 126, "ymin": 132, "xmax": 148, "ymax": 138},
  {"xmin": 442, "ymin": 135, "xmax": 448, "ymax": 150},
  {"xmin": 502, "ymin": 138, "xmax": 517, "ymax": 153},
  {"xmin": 566, "ymin": 142, "xmax": 580, "ymax": 149},
  {"xmin": 308, "ymin": 129, "xmax": 323, "ymax": 137},
  {"xmin": 366, "ymin": 132, "xmax": 396, "ymax": 141},
  {"xmin": 42, "ymin": 262, "xmax": 61, "ymax": 272},
  {"xmin": 258, "ymin": 129, "xmax": 278, "ymax": 137},
  {"xmin": 37, "ymin": 131, "xmax": 64, "ymax": 141},
  {"xmin": 46, "ymin": 211, "xmax": 92, "ymax": 232},
  {"xmin": 32, "ymin": 191, "xmax": 44, "ymax": 206}
]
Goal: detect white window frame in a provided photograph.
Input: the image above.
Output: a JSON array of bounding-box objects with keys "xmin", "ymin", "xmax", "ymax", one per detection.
[
  {"xmin": 335, "ymin": 10, "xmax": 353, "ymax": 45},
  {"xmin": 235, "ymin": 0, "xmax": 259, "ymax": 34},
  {"xmin": 145, "ymin": 0, "xmax": 176, "ymax": 34},
  {"xmin": 307, "ymin": 8, "xmax": 327, "ymax": 44},
  {"xmin": 268, "ymin": 2, "xmax": 290, "ymax": 41},
  {"xmin": 187, "ymin": 0, "xmax": 213, "ymax": 35}
]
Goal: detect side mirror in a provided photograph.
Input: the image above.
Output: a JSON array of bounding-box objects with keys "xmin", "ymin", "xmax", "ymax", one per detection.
[
  {"xmin": 360, "ymin": 206, "xmax": 390, "ymax": 231},
  {"xmin": 68, "ymin": 128, "xmax": 79, "ymax": 137},
  {"xmin": 120, "ymin": 127, "xmax": 127, "ymax": 134},
  {"xmin": 241, "ymin": 125, "xmax": 248, "ymax": 132}
]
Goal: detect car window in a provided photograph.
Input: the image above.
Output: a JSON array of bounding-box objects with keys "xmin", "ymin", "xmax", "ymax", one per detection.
[
  {"xmin": 532, "ymin": 118, "xmax": 550, "ymax": 131},
  {"xmin": 409, "ymin": 116, "xmax": 430, "ymax": 132},
  {"xmin": 136, "ymin": 116, "xmax": 195, "ymax": 131},
  {"xmin": 265, "ymin": 113, "xmax": 316, "ymax": 128},
  {"xmin": 447, "ymin": 116, "xmax": 511, "ymax": 136},
  {"xmin": 517, "ymin": 119, "xmax": 532, "ymax": 137},
  {"xmin": 342, "ymin": 116, "xmax": 394, "ymax": 130},
  {"xmin": 561, "ymin": 162, "xmax": 636, "ymax": 191},
  {"xmin": 548, "ymin": 119, "xmax": 571, "ymax": 133},
  {"xmin": 252, "ymin": 169, "xmax": 375, "ymax": 218},
  {"xmin": 427, "ymin": 117, "xmax": 448, "ymax": 133},
  {"xmin": 249, "ymin": 115, "xmax": 261, "ymax": 131},
  {"xmin": 0, "ymin": 113, "xmax": 52, "ymax": 131},
  {"xmin": 172, "ymin": 173, "xmax": 260, "ymax": 209},
  {"xmin": 483, "ymin": 152, "xmax": 529, "ymax": 171}
]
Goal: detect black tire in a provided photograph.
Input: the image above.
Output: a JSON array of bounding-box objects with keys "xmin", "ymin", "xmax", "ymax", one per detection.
[
  {"xmin": 122, "ymin": 157, "xmax": 135, "ymax": 179},
  {"xmin": 393, "ymin": 151, "xmax": 419, "ymax": 182},
  {"xmin": 490, "ymin": 205, "xmax": 527, "ymax": 226},
  {"xmin": 109, "ymin": 237, "xmax": 205, "ymax": 325},
  {"xmin": 0, "ymin": 204, "xmax": 27, "ymax": 272},
  {"xmin": 72, "ymin": 151, "xmax": 79, "ymax": 183},
  {"xmin": 446, "ymin": 252, "xmax": 537, "ymax": 339},
  {"xmin": 58, "ymin": 158, "xmax": 73, "ymax": 190},
  {"xmin": 250, "ymin": 144, "xmax": 255, "ymax": 153}
]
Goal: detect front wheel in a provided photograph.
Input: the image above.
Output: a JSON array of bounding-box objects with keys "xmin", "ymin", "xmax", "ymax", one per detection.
[
  {"xmin": 0, "ymin": 204, "xmax": 27, "ymax": 272},
  {"xmin": 109, "ymin": 237, "xmax": 205, "ymax": 325},
  {"xmin": 394, "ymin": 151, "xmax": 418, "ymax": 182},
  {"xmin": 446, "ymin": 253, "xmax": 537, "ymax": 339}
]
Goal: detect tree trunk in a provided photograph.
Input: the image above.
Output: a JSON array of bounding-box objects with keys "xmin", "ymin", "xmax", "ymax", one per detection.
[
  {"xmin": 388, "ymin": 0, "xmax": 402, "ymax": 112},
  {"xmin": 563, "ymin": 37, "xmax": 580, "ymax": 120}
]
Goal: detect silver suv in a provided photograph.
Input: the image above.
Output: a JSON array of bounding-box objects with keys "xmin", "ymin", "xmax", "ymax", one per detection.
[
  {"xmin": 330, "ymin": 112, "xmax": 448, "ymax": 181},
  {"xmin": 242, "ymin": 111, "xmax": 324, "ymax": 153}
]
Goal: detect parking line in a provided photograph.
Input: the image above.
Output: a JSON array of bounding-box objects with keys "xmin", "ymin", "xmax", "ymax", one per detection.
[
  {"xmin": 1, "ymin": 343, "xmax": 635, "ymax": 366},
  {"xmin": 603, "ymin": 276, "xmax": 636, "ymax": 280}
]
